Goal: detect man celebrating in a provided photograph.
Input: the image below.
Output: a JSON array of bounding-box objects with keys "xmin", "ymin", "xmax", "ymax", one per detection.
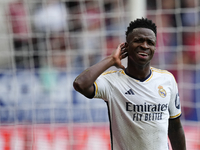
[{"xmin": 73, "ymin": 18, "xmax": 186, "ymax": 150}]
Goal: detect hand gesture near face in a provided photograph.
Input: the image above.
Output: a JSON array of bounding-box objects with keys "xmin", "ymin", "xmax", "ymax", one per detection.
[{"xmin": 111, "ymin": 43, "xmax": 128, "ymax": 70}]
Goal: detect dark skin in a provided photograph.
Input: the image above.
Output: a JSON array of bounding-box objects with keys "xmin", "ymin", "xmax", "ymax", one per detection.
[
  {"xmin": 73, "ymin": 28, "xmax": 186, "ymax": 150},
  {"xmin": 168, "ymin": 118, "xmax": 186, "ymax": 150},
  {"xmin": 125, "ymin": 28, "xmax": 156, "ymax": 80}
]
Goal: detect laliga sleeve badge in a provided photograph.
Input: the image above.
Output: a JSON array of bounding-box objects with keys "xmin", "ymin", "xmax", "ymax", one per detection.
[
  {"xmin": 158, "ymin": 85, "xmax": 167, "ymax": 98},
  {"xmin": 175, "ymin": 93, "xmax": 180, "ymax": 109}
]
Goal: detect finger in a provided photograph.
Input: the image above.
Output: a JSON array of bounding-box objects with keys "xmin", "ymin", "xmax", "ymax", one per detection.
[
  {"xmin": 120, "ymin": 52, "xmax": 128, "ymax": 59},
  {"xmin": 120, "ymin": 42, "xmax": 125, "ymax": 47},
  {"xmin": 120, "ymin": 47, "xmax": 128, "ymax": 55},
  {"xmin": 119, "ymin": 43, "xmax": 126, "ymax": 49},
  {"xmin": 118, "ymin": 43, "xmax": 124, "ymax": 48},
  {"xmin": 121, "ymin": 48, "xmax": 127, "ymax": 53}
]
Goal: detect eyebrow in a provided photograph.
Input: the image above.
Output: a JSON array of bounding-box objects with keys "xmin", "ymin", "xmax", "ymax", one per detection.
[{"xmin": 134, "ymin": 37, "xmax": 156, "ymax": 42}]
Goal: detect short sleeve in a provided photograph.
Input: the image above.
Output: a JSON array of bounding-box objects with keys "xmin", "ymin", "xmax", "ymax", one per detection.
[
  {"xmin": 93, "ymin": 74, "xmax": 113, "ymax": 101},
  {"xmin": 168, "ymin": 76, "xmax": 182, "ymax": 119}
]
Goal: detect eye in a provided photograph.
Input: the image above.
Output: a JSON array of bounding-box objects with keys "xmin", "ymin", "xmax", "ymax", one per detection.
[{"xmin": 148, "ymin": 40, "xmax": 155, "ymax": 46}]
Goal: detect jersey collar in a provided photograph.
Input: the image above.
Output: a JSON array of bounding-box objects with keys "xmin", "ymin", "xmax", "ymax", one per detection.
[{"xmin": 124, "ymin": 68, "xmax": 152, "ymax": 82}]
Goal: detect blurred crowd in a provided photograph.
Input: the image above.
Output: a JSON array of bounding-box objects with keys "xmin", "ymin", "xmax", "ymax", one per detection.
[
  {"xmin": 147, "ymin": 0, "xmax": 200, "ymax": 121},
  {"xmin": 7, "ymin": 0, "xmax": 200, "ymax": 69},
  {"xmin": 7, "ymin": 0, "xmax": 127, "ymax": 72},
  {"xmin": 6, "ymin": 0, "xmax": 200, "ymax": 121},
  {"xmin": 1, "ymin": 0, "xmax": 128, "ymax": 125}
]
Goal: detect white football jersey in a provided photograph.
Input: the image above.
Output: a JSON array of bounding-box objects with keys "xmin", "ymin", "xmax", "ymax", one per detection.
[{"xmin": 94, "ymin": 67, "xmax": 181, "ymax": 150}]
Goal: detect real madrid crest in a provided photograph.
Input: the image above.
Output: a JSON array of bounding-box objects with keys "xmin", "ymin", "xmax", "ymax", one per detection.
[{"xmin": 158, "ymin": 85, "xmax": 167, "ymax": 98}]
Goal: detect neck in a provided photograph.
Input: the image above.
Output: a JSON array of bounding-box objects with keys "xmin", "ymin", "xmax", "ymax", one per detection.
[{"xmin": 125, "ymin": 64, "xmax": 151, "ymax": 81}]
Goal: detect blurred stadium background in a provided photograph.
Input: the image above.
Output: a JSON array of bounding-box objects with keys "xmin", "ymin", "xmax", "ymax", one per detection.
[{"xmin": 0, "ymin": 0, "xmax": 199, "ymax": 149}]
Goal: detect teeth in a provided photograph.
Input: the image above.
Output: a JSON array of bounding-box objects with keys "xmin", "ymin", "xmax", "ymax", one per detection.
[{"xmin": 138, "ymin": 52, "xmax": 148, "ymax": 56}]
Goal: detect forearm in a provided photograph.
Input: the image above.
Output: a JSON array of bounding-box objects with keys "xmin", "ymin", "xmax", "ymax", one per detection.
[
  {"xmin": 73, "ymin": 43, "xmax": 127, "ymax": 98},
  {"xmin": 73, "ymin": 56, "xmax": 115, "ymax": 95}
]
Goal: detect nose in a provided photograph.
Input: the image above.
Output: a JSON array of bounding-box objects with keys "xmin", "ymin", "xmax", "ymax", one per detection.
[{"xmin": 141, "ymin": 41, "xmax": 149, "ymax": 49}]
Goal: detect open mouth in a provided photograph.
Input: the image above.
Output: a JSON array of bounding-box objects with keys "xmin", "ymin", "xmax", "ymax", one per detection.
[
  {"xmin": 138, "ymin": 52, "xmax": 148, "ymax": 56},
  {"xmin": 138, "ymin": 52, "xmax": 149, "ymax": 58}
]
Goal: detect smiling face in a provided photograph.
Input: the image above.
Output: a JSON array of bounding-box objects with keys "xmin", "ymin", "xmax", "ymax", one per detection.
[{"xmin": 126, "ymin": 28, "xmax": 156, "ymax": 68}]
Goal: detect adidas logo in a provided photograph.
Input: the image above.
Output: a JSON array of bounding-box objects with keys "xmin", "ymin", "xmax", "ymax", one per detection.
[{"xmin": 125, "ymin": 89, "xmax": 135, "ymax": 95}]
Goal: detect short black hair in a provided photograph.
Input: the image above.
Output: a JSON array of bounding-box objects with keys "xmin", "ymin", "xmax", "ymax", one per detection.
[{"xmin": 126, "ymin": 18, "xmax": 157, "ymax": 38}]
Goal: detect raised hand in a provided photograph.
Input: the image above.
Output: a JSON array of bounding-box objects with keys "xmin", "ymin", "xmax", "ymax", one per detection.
[{"xmin": 111, "ymin": 43, "xmax": 128, "ymax": 70}]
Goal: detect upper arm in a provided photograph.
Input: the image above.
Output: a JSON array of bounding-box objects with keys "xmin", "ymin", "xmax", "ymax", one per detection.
[
  {"xmin": 168, "ymin": 75, "xmax": 181, "ymax": 119},
  {"xmin": 168, "ymin": 117, "xmax": 186, "ymax": 150},
  {"xmin": 73, "ymin": 72, "xmax": 113, "ymax": 100},
  {"xmin": 168, "ymin": 117, "xmax": 182, "ymax": 131}
]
